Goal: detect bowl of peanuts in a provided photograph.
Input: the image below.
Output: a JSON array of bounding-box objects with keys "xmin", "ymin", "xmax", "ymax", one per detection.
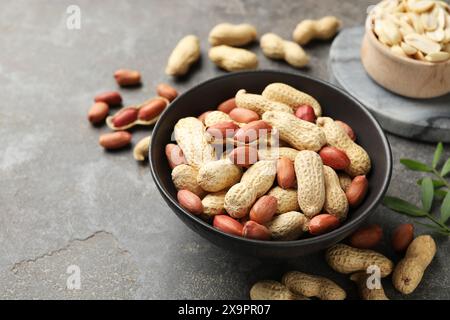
[
  {"xmin": 361, "ymin": 0, "xmax": 450, "ymax": 98},
  {"xmin": 150, "ymin": 70, "xmax": 392, "ymax": 258}
]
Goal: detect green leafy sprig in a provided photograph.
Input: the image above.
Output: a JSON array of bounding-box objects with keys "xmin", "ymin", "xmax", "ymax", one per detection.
[{"xmin": 383, "ymin": 143, "xmax": 450, "ymax": 236}]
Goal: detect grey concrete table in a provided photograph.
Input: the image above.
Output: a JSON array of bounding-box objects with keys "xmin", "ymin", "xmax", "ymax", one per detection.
[{"xmin": 0, "ymin": 0, "xmax": 449, "ymax": 299}]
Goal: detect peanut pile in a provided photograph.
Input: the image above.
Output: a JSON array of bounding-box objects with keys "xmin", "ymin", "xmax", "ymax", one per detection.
[
  {"xmin": 370, "ymin": 0, "xmax": 450, "ymax": 62},
  {"xmin": 168, "ymin": 82, "xmax": 372, "ymax": 241},
  {"xmin": 251, "ymin": 224, "xmax": 437, "ymax": 300}
]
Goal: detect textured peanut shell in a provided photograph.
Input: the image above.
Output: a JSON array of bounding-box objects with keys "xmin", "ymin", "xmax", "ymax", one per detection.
[
  {"xmin": 224, "ymin": 182, "xmax": 257, "ymax": 218},
  {"xmin": 235, "ymin": 89, "xmax": 293, "ymax": 115},
  {"xmin": 209, "ymin": 23, "xmax": 257, "ymax": 46},
  {"xmin": 204, "ymin": 111, "xmax": 234, "ymax": 127},
  {"xmin": 250, "ymin": 280, "xmax": 304, "ymax": 300},
  {"xmin": 171, "ymin": 164, "xmax": 205, "ymax": 197},
  {"xmin": 323, "ymin": 166, "xmax": 349, "ymax": 221},
  {"xmin": 294, "ymin": 151, "xmax": 325, "ymax": 218},
  {"xmin": 197, "ymin": 159, "xmax": 242, "ymax": 192},
  {"xmin": 261, "ymin": 83, "xmax": 322, "ymax": 116},
  {"xmin": 325, "ymin": 244, "xmax": 394, "ymax": 277},
  {"xmin": 317, "ymin": 117, "xmax": 371, "ymax": 177},
  {"xmin": 133, "ymin": 136, "xmax": 151, "ymax": 161},
  {"xmin": 258, "ymin": 147, "xmax": 299, "ymax": 162},
  {"xmin": 174, "ymin": 117, "xmax": 216, "ymax": 170},
  {"xmin": 293, "ymin": 16, "xmax": 341, "ymax": 45},
  {"xmin": 282, "ymin": 271, "xmax": 346, "ymax": 300},
  {"xmin": 260, "ymin": 33, "xmax": 309, "ymax": 68},
  {"xmin": 350, "ymin": 272, "xmax": 389, "ymax": 300},
  {"xmin": 240, "ymin": 160, "xmax": 277, "ymax": 198},
  {"xmin": 165, "ymin": 35, "xmax": 201, "ymax": 76},
  {"xmin": 392, "ymin": 235, "xmax": 436, "ymax": 294},
  {"xmin": 337, "ymin": 172, "xmax": 352, "ymax": 192},
  {"xmin": 267, "ymin": 187, "xmax": 300, "ymax": 214},
  {"xmin": 266, "ymin": 211, "xmax": 309, "ymax": 241},
  {"xmin": 209, "ymin": 45, "xmax": 258, "ymax": 71},
  {"xmin": 201, "ymin": 191, "xmax": 227, "ymax": 218},
  {"xmin": 262, "ymin": 111, "xmax": 326, "ymax": 151}
]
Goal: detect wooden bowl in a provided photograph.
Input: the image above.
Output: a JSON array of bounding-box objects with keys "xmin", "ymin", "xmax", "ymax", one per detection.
[{"xmin": 361, "ymin": 16, "xmax": 450, "ymax": 99}]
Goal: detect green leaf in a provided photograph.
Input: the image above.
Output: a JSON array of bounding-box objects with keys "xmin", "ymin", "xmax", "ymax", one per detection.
[
  {"xmin": 421, "ymin": 177, "xmax": 434, "ymax": 212},
  {"xmin": 416, "ymin": 178, "xmax": 446, "ymax": 188},
  {"xmin": 383, "ymin": 196, "xmax": 428, "ymax": 217},
  {"xmin": 400, "ymin": 159, "xmax": 433, "ymax": 172},
  {"xmin": 435, "ymin": 189, "xmax": 448, "ymax": 201},
  {"xmin": 441, "ymin": 159, "xmax": 450, "ymax": 177},
  {"xmin": 432, "ymin": 143, "xmax": 443, "ymax": 169},
  {"xmin": 415, "ymin": 222, "xmax": 450, "ymax": 236},
  {"xmin": 440, "ymin": 192, "xmax": 450, "ymax": 224}
]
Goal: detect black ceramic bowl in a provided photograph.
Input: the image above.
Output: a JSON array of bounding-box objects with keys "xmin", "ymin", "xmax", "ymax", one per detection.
[{"xmin": 150, "ymin": 70, "xmax": 392, "ymax": 258}]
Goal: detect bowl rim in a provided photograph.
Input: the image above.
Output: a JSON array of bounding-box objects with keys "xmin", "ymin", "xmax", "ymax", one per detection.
[
  {"xmin": 364, "ymin": 15, "xmax": 450, "ymax": 67},
  {"xmin": 150, "ymin": 70, "xmax": 393, "ymax": 247}
]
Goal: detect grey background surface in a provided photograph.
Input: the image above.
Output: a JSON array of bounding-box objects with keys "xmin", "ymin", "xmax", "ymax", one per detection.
[{"xmin": 0, "ymin": 0, "xmax": 449, "ymax": 299}]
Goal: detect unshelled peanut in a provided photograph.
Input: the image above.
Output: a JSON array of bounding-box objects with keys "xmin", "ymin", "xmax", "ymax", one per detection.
[
  {"xmin": 201, "ymin": 191, "xmax": 227, "ymax": 218},
  {"xmin": 165, "ymin": 144, "xmax": 187, "ymax": 169},
  {"xmin": 209, "ymin": 23, "xmax": 257, "ymax": 46},
  {"xmin": 235, "ymin": 89, "xmax": 293, "ymax": 115},
  {"xmin": 282, "ymin": 271, "xmax": 346, "ymax": 300},
  {"xmin": 267, "ymin": 187, "xmax": 300, "ymax": 214},
  {"xmin": 88, "ymin": 102, "xmax": 109, "ymax": 124},
  {"xmin": 165, "ymin": 35, "xmax": 201, "ymax": 77},
  {"xmin": 326, "ymin": 244, "xmax": 394, "ymax": 277},
  {"xmin": 323, "ymin": 165, "xmax": 349, "ymax": 220},
  {"xmin": 260, "ymin": 33, "xmax": 309, "ymax": 68},
  {"xmin": 250, "ymin": 280, "xmax": 304, "ymax": 300},
  {"xmin": 171, "ymin": 164, "xmax": 205, "ymax": 197},
  {"xmin": 174, "ymin": 117, "xmax": 216, "ymax": 170},
  {"xmin": 262, "ymin": 111, "xmax": 326, "ymax": 152},
  {"xmin": 156, "ymin": 83, "xmax": 178, "ymax": 102},
  {"xmin": 392, "ymin": 235, "xmax": 436, "ymax": 294},
  {"xmin": 242, "ymin": 221, "xmax": 271, "ymax": 240},
  {"xmin": 350, "ymin": 272, "xmax": 389, "ymax": 300},
  {"xmin": 213, "ymin": 215, "xmax": 243, "ymax": 236},
  {"xmin": 262, "ymin": 83, "xmax": 322, "ymax": 117},
  {"xmin": 392, "ymin": 223, "xmax": 414, "ymax": 252},
  {"xmin": 258, "ymin": 147, "xmax": 299, "ymax": 162},
  {"xmin": 317, "ymin": 117, "xmax": 371, "ymax": 177},
  {"xmin": 197, "ymin": 159, "xmax": 242, "ymax": 192},
  {"xmin": 266, "ymin": 211, "xmax": 309, "ymax": 241},
  {"xmin": 240, "ymin": 160, "xmax": 277, "ymax": 198},
  {"xmin": 293, "ymin": 16, "xmax": 342, "ymax": 45},
  {"xmin": 224, "ymin": 182, "xmax": 258, "ymax": 219},
  {"xmin": 209, "ymin": 45, "xmax": 258, "ymax": 71},
  {"xmin": 294, "ymin": 151, "xmax": 325, "ymax": 218}
]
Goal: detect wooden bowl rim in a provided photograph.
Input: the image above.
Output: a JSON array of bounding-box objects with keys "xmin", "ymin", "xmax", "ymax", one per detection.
[{"xmin": 365, "ymin": 15, "xmax": 450, "ymax": 67}]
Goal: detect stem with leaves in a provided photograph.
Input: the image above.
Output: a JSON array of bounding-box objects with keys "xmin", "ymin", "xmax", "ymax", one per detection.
[{"xmin": 383, "ymin": 142, "xmax": 450, "ymax": 236}]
